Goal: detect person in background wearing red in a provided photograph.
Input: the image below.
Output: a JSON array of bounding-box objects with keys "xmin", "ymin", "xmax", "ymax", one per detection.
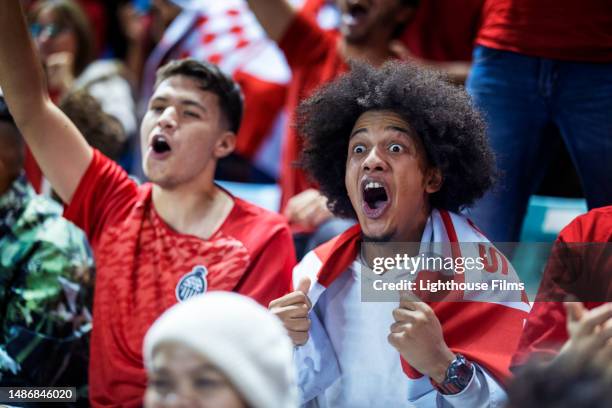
[
  {"xmin": 246, "ymin": 0, "xmax": 418, "ymax": 257},
  {"xmin": 0, "ymin": 1, "xmax": 296, "ymax": 406},
  {"xmin": 511, "ymin": 206, "xmax": 612, "ymax": 371},
  {"xmin": 466, "ymin": 0, "xmax": 612, "ymax": 242}
]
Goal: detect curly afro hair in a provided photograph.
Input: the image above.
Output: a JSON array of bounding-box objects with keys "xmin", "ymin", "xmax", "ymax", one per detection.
[{"xmin": 297, "ymin": 61, "xmax": 496, "ymax": 218}]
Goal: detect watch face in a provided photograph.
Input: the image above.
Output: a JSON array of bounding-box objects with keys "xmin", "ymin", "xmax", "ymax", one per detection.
[{"xmin": 448, "ymin": 355, "xmax": 474, "ymax": 386}]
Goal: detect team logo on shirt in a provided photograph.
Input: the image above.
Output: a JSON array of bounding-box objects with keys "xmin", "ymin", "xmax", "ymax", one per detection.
[{"xmin": 175, "ymin": 265, "xmax": 208, "ymax": 302}]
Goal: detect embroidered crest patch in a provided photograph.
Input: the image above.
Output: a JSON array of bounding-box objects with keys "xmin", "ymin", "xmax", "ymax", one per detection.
[{"xmin": 175, "ymin": 265, "xmax": 208, "ymax": 302}]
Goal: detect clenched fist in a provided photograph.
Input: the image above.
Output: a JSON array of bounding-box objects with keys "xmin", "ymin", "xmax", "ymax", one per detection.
[
  {"xmin": 269, "ymin": 277, "xmax": 312, "ymax": 346},
  {"xmin": 388, "ymin": 291, "xmax": 456, "ymax": 383}
]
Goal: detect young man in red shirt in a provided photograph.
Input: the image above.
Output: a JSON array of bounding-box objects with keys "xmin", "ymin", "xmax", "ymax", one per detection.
[
  {"xmin": 0, "ymin": 2, "xmax": 295, "ymax": 406},
  {"xmin": 246, "ymin": 0, "xmax": 418, "ymax": 255}
]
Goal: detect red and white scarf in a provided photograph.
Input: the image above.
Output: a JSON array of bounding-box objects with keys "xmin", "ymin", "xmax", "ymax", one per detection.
[{"xmin": 293, "ymin": 209, "xmax": 529, "ymax": 387}]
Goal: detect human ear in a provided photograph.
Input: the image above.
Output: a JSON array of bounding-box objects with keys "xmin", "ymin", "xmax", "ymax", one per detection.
[
  {"xmin": 425, "ymin": 167, "xmax": 443, "ymax": 194},
  {"xmin": 213, "ymin": 131, "xmax": 236, "ymax": 159}
]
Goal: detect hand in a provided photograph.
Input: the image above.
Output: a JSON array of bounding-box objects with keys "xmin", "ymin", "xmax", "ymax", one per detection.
[
  {"xmin": 284, "ymin": 189, "xmax": 332, "ymax": 229},
  {"xmin": 269, "ymin": 277, "xmax": 312, "ymax": 346},
  {"xmin": 45, "ymin": 51, "xmax": 74, "ymax": 95},
  {"xmin": 388, "ymin": 290, "xmax": 455, "ymax": 383},
  {"xmin": 560, "ymin": 302, "xmax": 612, "ymax": 364}
]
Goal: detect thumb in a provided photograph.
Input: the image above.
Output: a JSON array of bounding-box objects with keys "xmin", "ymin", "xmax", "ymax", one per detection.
[
  {"xmin": 564, "ymin": 301, "xmax": 586, "ymax": 323},
  {"xmin": 297, "ymin": 277, "xmax": 311, "ymax": 295}
]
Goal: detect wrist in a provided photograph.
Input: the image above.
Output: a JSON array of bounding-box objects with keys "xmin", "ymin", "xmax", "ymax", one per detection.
[
  {"xmin": 430, "ymin": 353, "xmax": 474, "ymax": 395},
  {"xmin": 428, "ymin": 347, "xmax": 456, "ymax": 384}
]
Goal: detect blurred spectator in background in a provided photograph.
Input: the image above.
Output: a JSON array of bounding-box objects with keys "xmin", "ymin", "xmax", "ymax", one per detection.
[
  {"xmin": 143, "ymin": 292, "xmax": 297, "ymax": 408},
  {"xmin": 59, "ymin": 90, "xmax": 125, "ymax": 163},
  {"xmin": 466, "ymin": 0, "xmax": 612, "ymax": 242},
  {"xmin": 25, "ymin": 0, "xmax": 136, "ymax": 191},
  {"xmin": 506, "ymin": 346, "xmax": 612, "ymax": 408},
  {"xmin": 302, "ymin": 0, "xmax": 482, "ymax": 84},
  {"xmin": 246, "ymin": 0, "xmax": 419, "ymax": 257},
  {"xmin": 125, "ymin": 0, "xmax": 289, "ymax": 181},
  {"xmin": 0, "ymin": 96, "xmax": 94, "ymax": 401},
  {"xmin": 507, "ymin": 296, "xmax": 612, "ymax": 408},
  {"xmin": 512, "ymin": 206, "xmax": 612, "ymax": 369}
]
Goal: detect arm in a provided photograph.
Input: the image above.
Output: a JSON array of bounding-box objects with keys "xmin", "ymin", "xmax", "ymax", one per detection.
[
  {"xmin": 244, "ymin": 0, "xmax": 296, "ymax": 43},
  {"xmin": 0, "ymin": 0, "xmax": 92, "ymax": 203}
]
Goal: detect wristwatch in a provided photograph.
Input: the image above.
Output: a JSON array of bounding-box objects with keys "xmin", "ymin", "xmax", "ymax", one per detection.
[{"xmin": 430, "ymin": 354, "xmax": 474, "ymax": 395}]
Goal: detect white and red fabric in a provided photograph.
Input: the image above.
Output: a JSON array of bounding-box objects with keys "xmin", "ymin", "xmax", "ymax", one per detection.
[
  {"xmin": 292, "ymin": 209, "xmax": 530, "ymax": 406},
  {"xmin": 140, "ymin": 0, "xmax": 290, "ymax": 161}
]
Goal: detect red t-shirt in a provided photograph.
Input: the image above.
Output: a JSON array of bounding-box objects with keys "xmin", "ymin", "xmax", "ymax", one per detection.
[
  {"xmin": 401, "ymin": 0, "xmax": 483, "ymax": 62},
  {"xmin": 476, "ymin": 0, "xmax": 612, "ymax": 62},
  {"xmin": 65, "ymin": 150, "xmax": 295, "ymax": 407},
  {"xmin": 277, "ymin": 10, "xmax": 348, "ymax": 215},
  {"xmin": 511, "ymin": 206, "xmax": 612, "ymax": 369}
]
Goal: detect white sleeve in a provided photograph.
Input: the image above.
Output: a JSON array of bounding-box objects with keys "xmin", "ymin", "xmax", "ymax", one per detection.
[
  {"xmin": 409, "ymin": 364, "xmax": 507, "ymax": 408},
  {"xmin": 294, "ymin": 305, "xmax": 341, "ymax": 406}
]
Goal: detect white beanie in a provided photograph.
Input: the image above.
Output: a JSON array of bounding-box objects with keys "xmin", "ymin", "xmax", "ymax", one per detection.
[{"xmin": 143, "ymin": 292, "xmax": 297, "ymax": 408}]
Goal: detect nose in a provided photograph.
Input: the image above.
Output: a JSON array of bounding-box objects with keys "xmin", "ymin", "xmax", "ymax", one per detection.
[
  {"xmin": 362, "ymin": 146, "xmax": 388, "ymax": 173},
  {"xmin": 157, "ymin": 106, "xmax": 178, "ymax": 130}
]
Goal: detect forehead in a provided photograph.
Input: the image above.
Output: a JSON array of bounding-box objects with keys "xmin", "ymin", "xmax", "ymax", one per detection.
[
  {"xmin": 351, "ymin": 110, "xmax": 411, "ymax": 133},
  {"xmin": 151, "ymin": 342, "xmax": 211, "ymax": 372},
  {"xmin": 36, "ymin": 7, "xmax": 59, "ymax": 23},
  {"xmin": 152, "ymin": 75, "xmax": 219, "ymax": 107}
]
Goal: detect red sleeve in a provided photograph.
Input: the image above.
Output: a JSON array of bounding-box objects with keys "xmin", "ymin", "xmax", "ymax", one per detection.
[
  {"xmin": 235, "ymin": 223, "xmax": 296, "ymax": 307},
  {"xmin": 64, "ymin": 149, "xmax": 139, "ymax": 245},
  {"xmin": 279, "ymin": 9, "xmax": 339, "ymax": 69}
]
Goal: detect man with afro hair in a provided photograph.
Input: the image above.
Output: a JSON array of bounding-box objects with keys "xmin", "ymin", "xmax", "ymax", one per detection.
[{"xmin": 269, "ymin": 61, "xmax": 530, "ymax": 407}]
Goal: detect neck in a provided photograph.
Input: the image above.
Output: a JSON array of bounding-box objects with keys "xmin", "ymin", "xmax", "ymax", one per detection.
[
  {"xmin": 152, "ymin": 178, "xmax": 234, "ymax": 240},
  {"xmin": 340, "ymin": 33, "xmax": 396, "ymax": 67},
  {"xmin": 361, "ymin": 206, "xmax": 432, "ymax": 271}
]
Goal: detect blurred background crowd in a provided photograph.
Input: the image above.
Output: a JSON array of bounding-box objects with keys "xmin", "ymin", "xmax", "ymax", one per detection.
[{"xmin": 0, "ymin": 0, "xmax": 610, "ymax": 406}]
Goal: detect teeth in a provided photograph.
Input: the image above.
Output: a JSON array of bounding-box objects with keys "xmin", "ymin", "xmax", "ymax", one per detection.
[
  {"xmin": 153, "ymin": 135, "xmax": 167, "ymax": 144},
  {"xmin": 364, "ymin": 181, "xmax": 383, "ymax": 191}
]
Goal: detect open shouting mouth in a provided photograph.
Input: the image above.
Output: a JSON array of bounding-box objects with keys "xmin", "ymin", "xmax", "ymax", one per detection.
[
  {"xmin": 361, "ymin": 178, "xmax": 390, "ymax": 219},
  {"xmin": 342, "ymin": 0, "xmax": 371, "ymax": 28},
  {"xmin": 149, "ymin": 134, "xmax": 172, "ymax": 158}
]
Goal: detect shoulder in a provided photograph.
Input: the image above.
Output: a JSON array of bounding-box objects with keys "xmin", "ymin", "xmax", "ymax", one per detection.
[
  {"xmin": 230, "ymin": 197, "xmax": 289, "ymax": 230},
  {"xmin": 558, "ymin": 206, "xmax": 612, "ymax": 243}
]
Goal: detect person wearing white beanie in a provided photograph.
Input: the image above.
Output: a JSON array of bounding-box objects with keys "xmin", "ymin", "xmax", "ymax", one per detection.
[{"xmin": 143, "ymin": 292, "xmax": 297, "ymax": 408}]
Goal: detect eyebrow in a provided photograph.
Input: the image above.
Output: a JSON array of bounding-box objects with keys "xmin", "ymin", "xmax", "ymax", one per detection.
[
  {"xmin": 150, "ymin": 97, "xmax": 207, "ymax": 112},
  {"xmin": 350, "ymin": 125, "xmax": 411, "ymax": 138}
]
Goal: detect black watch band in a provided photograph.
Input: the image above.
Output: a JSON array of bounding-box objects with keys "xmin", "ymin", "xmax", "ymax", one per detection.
[{"xmin": 430, "ymin": 354, "xmax": 474, "ymax": 395}]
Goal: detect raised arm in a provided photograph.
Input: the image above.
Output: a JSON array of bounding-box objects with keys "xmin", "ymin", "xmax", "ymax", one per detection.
[
  {"xmin": 0, "ymin": 0, "xmax": 92, "ymax": 203},
  {"xmin": 245, "ymin": 0, "xmax": 296, "ymax": 43}
]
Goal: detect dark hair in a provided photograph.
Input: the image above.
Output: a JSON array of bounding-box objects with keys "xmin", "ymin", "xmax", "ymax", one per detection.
[
  {"xmin": 59, "ymin": 90, "xmax": 124, "ymax": 161},
  {"xmin": 30, "ymin": 0, "xmax": 95, "ymax": 77},
  {"xmin": 155, "ymin": 59, "xmax": 243, "ymax": 134},
  {"xmin": 507, "ymin": 354, "xmax": 612, "ymax": 408},
  {"xmin": 297, "ymin": 61, "xmax": 495, "ymax": 218}
]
